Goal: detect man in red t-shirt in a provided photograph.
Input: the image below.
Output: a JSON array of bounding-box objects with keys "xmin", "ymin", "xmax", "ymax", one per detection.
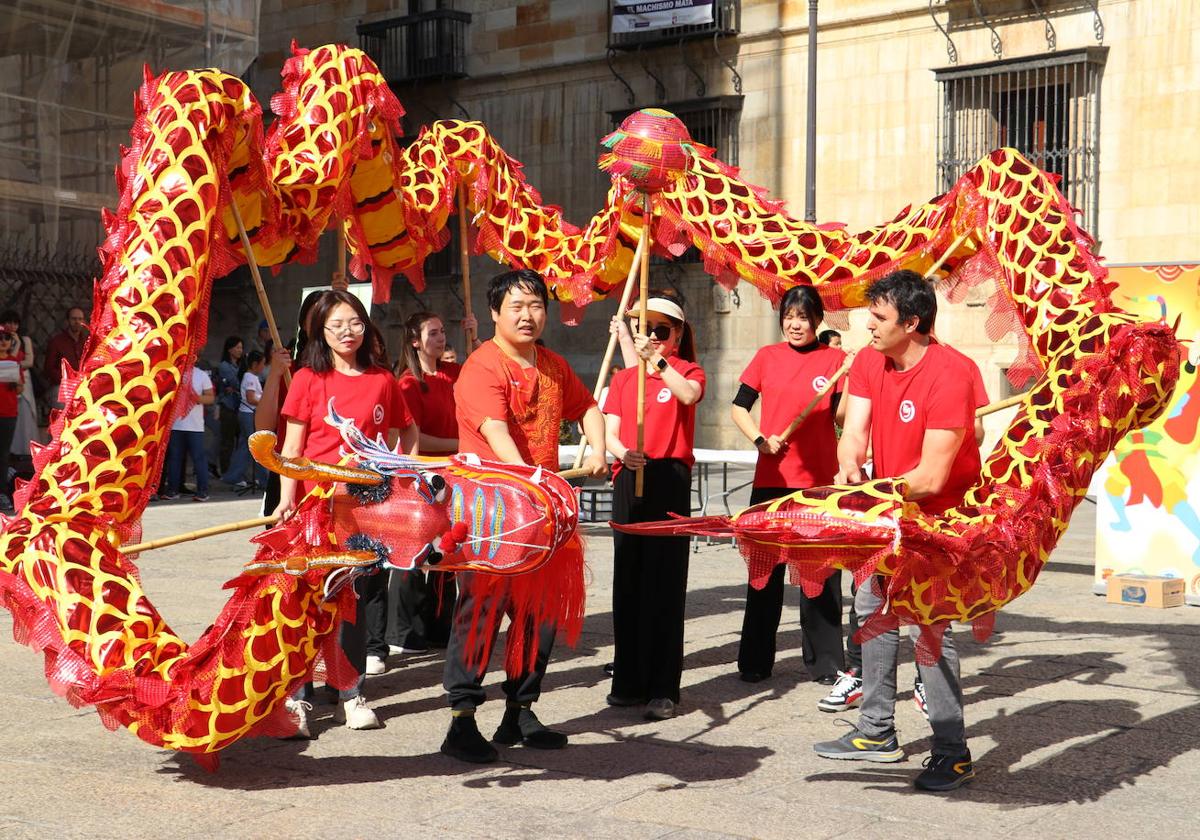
[
  {"xmin": 442, "ymin": 269, "xmax": 606, "ymax": 764},
  {"xmin": 814, "ymin": 270, "xmax": 981, "ymax": 793}
]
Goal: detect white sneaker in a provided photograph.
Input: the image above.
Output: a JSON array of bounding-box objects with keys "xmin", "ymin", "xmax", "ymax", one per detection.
[
  {"xmin": 365, "ymin": 655, "xmax": 386, "ymax": 675},
  {"xmin": 335, "ymin": 695, "xmax": 382, "ymax": 730},
  {"xmin": 283, "ymin": 698, "xmax": 313, "ymax": 739}
]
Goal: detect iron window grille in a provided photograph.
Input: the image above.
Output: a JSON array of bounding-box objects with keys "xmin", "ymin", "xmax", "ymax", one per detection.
[
  {"xmin": 608, "ymin": 0, "xmax": 740, "ymax": 50},
  {"xmin": 357, "ymin": 8, "xmax": 471, "ymax": 85},
  {"xmin": 935, "ymin": 47, "xmax": 1107, "ymax": 236}
]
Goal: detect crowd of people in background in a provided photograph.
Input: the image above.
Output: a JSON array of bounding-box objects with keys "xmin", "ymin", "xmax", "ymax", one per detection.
[{"xmin": 8, "ymin": 265, "xmax": 986, "ymax": 792}]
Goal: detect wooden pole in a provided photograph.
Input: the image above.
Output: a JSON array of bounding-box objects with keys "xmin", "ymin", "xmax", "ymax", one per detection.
[
  {"xmin": 924, "ymin": 228, "xmax": 973, "ymax": 280},
  {"xmin": 571, "ymin": 231, "xmax": 646, "ymax": 469},
  {"xmin": 780, "ymin": 354, "xmax": 854, "ymax": 441},
  {"xmin": 976, "ymin": 390, "xmax": 1031, "ymax": 418},
  {"xmin": 336, "ymin": 225, "xmax": 347, "ymax": 287},
  {"xmin": 120, "ymin": 515, "xmax": 279, "ymax": 555},
  {"xmin": 458, "ymin": 181, "xmax": 476, "ymax": 347},
  {"xmin": 229, "ymin": 199, "xmax": 291, "ymax": 387},
  {"xmin": 634, "ymin": 193, "xmax": 651, "ymax": 498}
]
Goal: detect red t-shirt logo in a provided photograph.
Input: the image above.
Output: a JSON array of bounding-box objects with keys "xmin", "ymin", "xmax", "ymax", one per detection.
[
  {"xmin": 656, "ymin": 386, "xmax": 671, "ymax": 404},
  {"xmin": 812, "ymin": 375, "xmax": 829, "ymax": 392},
  {"xmin": 373, "ymin": 403, "xmax": 385, "ymax": 425},
  {"xmin": 898, "ymin": 399, "xmax": 916, "ymax": 423}
]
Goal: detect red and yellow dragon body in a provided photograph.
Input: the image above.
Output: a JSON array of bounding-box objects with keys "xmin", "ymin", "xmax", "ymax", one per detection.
[{"xmin": 0, "ymin": 43, "xmax": 1179, "ymax": 763}]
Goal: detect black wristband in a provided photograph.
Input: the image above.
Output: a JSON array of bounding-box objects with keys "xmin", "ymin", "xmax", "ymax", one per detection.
[
  {"xmin": 753, "ymin": 435, "xmax": 765, "ymax": 447},
  {"xmin": 655, "ymin": 356, "xmax": 668, "ymax": 371}
]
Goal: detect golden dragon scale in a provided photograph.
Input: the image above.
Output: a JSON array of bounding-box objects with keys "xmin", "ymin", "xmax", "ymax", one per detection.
[{"xmin": 0, "ymin": 40, "xmax": 1180, "ymax": 763}]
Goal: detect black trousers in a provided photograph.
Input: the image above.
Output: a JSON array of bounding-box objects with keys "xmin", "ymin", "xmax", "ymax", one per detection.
[
  {"xmin": 442, "ymin": 571, "xmax": 556, "ymax": 711},
  {"xmin": 386, "ymin": 568, "xmax": 457, "ymax": 648},
  {"xmin": 737, "ymin": 486, "xmax": 846, "ymax": 680},
  {"xmin": 611, "ymin": 458, "xmax": 692, "ymax": 703}
]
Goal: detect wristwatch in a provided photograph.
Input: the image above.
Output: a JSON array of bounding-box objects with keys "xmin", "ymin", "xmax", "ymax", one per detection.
[
  {"xmin": 753, "ymin": 435, "xmax": 766, "ymax": 447},
  {"xmin": 655, "ymin": 356, "xmax": 668, "ymax": 371}
]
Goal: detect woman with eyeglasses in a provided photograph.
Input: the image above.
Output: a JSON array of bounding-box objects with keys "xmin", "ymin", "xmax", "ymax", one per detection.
[
  {"xmin": 274, "ymin": 289, "xmax": 417, "ymax": 734},
  {"xmin": 730, "ymin": 285, "xmax": 849, "ymax": 689},
  {"xmin": 0, "ymin": 329, "xmax": 25, "ymax": 512},
  {"xmin": 603, "ymin": 289, "xmax": 706, "ymax": 721}
]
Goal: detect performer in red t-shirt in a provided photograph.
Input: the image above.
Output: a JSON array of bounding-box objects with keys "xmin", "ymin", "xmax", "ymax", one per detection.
[
  {"xmin": 274, "ymin": 290, "xmax": 417, "ymax": 734},
  {"xmin": 602, "ymin": 290, "xmax": 706, "ymax": 720},
  {"xmin": 0, "ymin": 329, "xmax": 25, "ymax": 512},
  {"xmin": 730, "ymin": 285, "xmax": 849, "ymax": 687},
  {"xmin": 814, "ymin": 270, "xmax": 981, "ymax": 793},
  {"xmin": 441, "ymin": 269, "xmax": 606, "ymax": 764},
  {"xmin": 390, "ymin": 310, "xmax": 478, "ymax": 654}
]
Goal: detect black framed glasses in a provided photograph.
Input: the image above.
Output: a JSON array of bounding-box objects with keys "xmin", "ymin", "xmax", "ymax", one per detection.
[{"xmin": 647, "ymin": 324, "xmax": 673, "ymax": 341}]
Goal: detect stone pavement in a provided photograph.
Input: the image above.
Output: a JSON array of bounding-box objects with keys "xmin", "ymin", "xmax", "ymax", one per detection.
[{"xmin": 2, "ymin": 487, "xmax": 1198, "ymax": 839}]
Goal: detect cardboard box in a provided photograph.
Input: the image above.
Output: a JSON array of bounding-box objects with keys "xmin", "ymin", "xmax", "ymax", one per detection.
[{"xmin": 1106, "ymin": 574, "xmax": 1186, "ymax": 609}]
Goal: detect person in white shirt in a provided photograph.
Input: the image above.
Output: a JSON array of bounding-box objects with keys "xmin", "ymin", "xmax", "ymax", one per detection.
[
  {"xmin": 160, "ymin": 365, "xmax": 215, "ymax": 500},
  {"xmin": 221, "ymin": 351, "xmax": 266, "ymax": 490}
]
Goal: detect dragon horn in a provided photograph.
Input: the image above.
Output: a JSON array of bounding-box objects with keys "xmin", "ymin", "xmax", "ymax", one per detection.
[{"xmin": 248, "ymin": 431, "xmax": 385, "ymax": 486}]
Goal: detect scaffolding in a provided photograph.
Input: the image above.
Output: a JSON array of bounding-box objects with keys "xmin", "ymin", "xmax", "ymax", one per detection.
[{"xmin": 0, "ymin": 1, "xmax": 258, "ymax": 350}]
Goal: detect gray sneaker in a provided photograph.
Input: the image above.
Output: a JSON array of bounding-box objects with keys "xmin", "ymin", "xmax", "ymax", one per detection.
[{"xmin": 813, "ymin": 721, "xmax": 904, "ymax": 762}]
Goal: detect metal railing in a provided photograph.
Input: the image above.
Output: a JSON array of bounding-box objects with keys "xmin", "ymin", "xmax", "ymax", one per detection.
[
  {"xmin": 935, "ymin": 47, "xmax": 1107, "ymax": 236},
  {"xmin": 357, "ymin": 9, "xmax": 472, "ymax": 84}
]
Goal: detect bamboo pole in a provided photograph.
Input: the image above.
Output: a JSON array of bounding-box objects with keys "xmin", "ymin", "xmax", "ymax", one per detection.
[
  {"xmin": 634, "ymin": 193, "xmax": 651, "ymax": 498},
  {"xmin": 571, "ymin": 231, "xmax": 647, "ymax": 469},
  {"xmin": 779, "ymin": 354, "xmax": 855, "ymax": 440},
  {"xmin": 976, "ymin": 390, "xmax": 1031, "ymax": 418},
  {"xmin": 458, "ymin": 182, "xmax": 476, "ymax": 347},
  {"xmin": 229, "ymin": 199, "xmax": 291, "ymax": 387},
  {"xmin": 120, "ymin": 515, "xmax": 279, "ymax": 555},
  {"xmin": 924, "ymin": 228, "xmax": 973, "ymax": 280},
  {"xmin": 336, "ymin": 225, "xmax": 347, "ymax": 288}
]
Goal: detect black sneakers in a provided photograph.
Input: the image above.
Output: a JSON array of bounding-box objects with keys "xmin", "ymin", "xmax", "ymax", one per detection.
[
  {"xmin": 813, "ymin": 722, "xmax": 904, "ymax": 762},
  {"xmin": 440, "ymin": 714, "xmax": 498, "ymax": 763},
  {"xmin": 492, "ymin": 705, "xmax": 568, "ymax": 750},
  {"xmin": 914, "ymin": 752, "xmax": 975, "ymax": 792}
]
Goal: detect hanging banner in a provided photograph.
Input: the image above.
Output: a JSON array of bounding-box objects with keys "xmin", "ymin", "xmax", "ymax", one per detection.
[
  {"xmin": 1093, "ymin": 262, "xmax": 1200, "ymax": 604},
  {"xmin": 612, "ymin": 0, "xmax": 714, "ymax": 34}
]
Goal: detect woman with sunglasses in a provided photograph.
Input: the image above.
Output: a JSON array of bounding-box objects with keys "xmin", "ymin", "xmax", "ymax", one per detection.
[
  {"xmin": 731, "ymin": 285, "xmax": 849, "ymax": 687},
  {"xmin": 603, "ymin": 289, "xmax": 706, "ymax": 720},
  {"xmin": 275, "ymin": 290, "xmax": 417, "ymax": 734}
]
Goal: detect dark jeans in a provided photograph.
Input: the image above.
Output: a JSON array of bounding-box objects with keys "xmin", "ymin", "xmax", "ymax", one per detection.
[
  {"xmin": 163, "ymin": 429, "xmax": 208, "ymax": 496},
  {"xmin": 610, "ymin": 458, "xmax": 691, "ymax": 702},
  {"xmin": 443, "ymin": 571, "xmax": 556, "ymax": 711},
  {"xmin": 0, "ymin": 414, "xmax": 15, "ymax": 495},
  {"xmin": 737, "ymin": 486, "xmax": 846, "ymax": 680},
  {"xmin": 218, "ymin": 405, "xmax": 239, "ymax": 474},
  {"xmin": 222, "ymin": 411, "xmax": 266, "ymax": 487}
]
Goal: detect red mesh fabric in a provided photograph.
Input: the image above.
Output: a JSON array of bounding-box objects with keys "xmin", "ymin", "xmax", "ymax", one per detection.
[{"xmin": 457, "ymin": 535, "xmax": 586, "ymax": 674}]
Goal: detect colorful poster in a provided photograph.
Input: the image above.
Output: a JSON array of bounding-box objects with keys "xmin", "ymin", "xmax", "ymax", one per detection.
[
  {"xmin": 1093, "ymin": 263, "xmax": 1200, "ymax": 603},
  {"xmin": 611, "ymin": 1, "xmax": 714, "ymax": 35}
]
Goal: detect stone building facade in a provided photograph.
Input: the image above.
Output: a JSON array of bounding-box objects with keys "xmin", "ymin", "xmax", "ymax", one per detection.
[{"xmin": 250, "ymin": 0, "xmax": 1200, "ymax": 450}]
